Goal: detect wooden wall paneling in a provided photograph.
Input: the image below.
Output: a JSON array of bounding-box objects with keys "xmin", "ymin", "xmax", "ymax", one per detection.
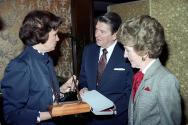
[{"xmin": 71, "ymin": 0, "xmax": 94, "ymax": 75}]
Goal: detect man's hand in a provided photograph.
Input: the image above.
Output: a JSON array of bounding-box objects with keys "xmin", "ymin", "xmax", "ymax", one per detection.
[{"xmin": 79, "ymin": 87, "xmax": 88, "ymax": 95}]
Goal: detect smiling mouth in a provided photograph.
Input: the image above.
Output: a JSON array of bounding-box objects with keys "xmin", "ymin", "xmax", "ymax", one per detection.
[{"xmin": 97, "ymin": 39, "xmax": 103, "ymax": 43}]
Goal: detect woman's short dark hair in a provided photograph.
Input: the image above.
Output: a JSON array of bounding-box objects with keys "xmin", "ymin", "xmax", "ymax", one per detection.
[
  {"xmin": 19, "ymin": 10, "xmax": 63, "ymax": 46},
  {"xmin": 96, "ymin": 12, "xmax": 122, "ymax": 34},
  {"xmin": 118, "ymin": 15, "xmax": 165, "ymax": 58}
]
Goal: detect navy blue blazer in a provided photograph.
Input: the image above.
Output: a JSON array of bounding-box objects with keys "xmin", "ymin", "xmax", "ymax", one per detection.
[
  {"xmin": 79, "ymin": 42, "xmax": 133, "ymax": 124},
  {"xmin": 1, "ymin": 46, "xmax": 59, "ymax": 125}
]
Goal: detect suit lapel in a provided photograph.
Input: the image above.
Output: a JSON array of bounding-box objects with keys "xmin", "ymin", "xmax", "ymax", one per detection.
[
  {"xmin": 99, "ymin": 43, "xmax": 122, "ymax": 87},
  {"xmin": 89, "ymin": 45, "xmax": 100, "ymax": 89},
  {"xmin": 134, "ymin": 59, "xmax": 162, "ymax": 103}
]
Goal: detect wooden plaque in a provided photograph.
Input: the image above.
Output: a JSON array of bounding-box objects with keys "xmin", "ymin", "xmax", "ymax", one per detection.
[{"xmin": 49, "ymin": 101, "xmax": 90, "ymax": 117}]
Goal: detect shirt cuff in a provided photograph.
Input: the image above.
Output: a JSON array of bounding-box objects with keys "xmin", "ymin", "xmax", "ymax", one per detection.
[{"xmin": 37, "ymin": 111, "xmax": 40, "ymax": 123}]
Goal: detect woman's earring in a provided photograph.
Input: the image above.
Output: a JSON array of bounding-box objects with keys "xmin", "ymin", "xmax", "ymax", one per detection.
[{"xmin": 142, "ymin": 57, "xmax": 145, "ymax": 61}]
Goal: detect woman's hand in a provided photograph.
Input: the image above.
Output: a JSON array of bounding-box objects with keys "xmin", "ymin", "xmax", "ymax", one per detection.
[
  {"xmin": 60, "ymin": 75, "xmax": 78, "ymax": 93},
  {"xmin": 38, "ymin": 111, "xmax": 52, "ymax": 123}
]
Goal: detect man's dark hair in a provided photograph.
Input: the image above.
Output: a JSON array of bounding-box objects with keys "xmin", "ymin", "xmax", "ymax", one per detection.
[{"xmin": 96, "ymin": 12, "xmax": 122, "ymax": 34}]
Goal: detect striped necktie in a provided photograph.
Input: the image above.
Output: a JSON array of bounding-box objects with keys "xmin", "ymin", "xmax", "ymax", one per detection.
[{"xmin": 97, "ymin": 49, "xmax": 108, "ymax": 85}]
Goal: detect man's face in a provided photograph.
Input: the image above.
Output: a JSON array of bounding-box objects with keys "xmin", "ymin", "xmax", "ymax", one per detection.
[{"xmin": 95, "ymin": 21, "xmax": 116, "ymax": 48}]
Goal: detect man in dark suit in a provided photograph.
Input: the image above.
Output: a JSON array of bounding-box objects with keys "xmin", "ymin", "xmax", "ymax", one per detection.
[{"xmin": 79, "ymin": 12, "xmax": 133, "ymax": 125}]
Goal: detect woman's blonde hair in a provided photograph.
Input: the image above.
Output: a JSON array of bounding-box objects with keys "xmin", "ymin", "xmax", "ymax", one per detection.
[{"xmin": 118, "ymin": 15, "xmax": 165, "ymax": 58}]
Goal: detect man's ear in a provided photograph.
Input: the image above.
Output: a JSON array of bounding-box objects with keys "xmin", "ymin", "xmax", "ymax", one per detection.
[{"xmin": 112, "ymin": 32, "xmax": 117, "ymax": 41}]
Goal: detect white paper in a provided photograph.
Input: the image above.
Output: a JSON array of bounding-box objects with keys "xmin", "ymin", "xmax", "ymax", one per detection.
[{"xmin": 81, "ymin": 90, "xmax": 116, "ymax": 115}]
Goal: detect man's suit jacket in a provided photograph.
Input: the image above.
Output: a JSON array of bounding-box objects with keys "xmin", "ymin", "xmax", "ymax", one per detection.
[
  {"xmin": 128, "ymin": 59, "xmax": 181, "ymax": 125},
  {"xmin": 1, "ymin": 46, "xmax": 59, "ymax": 125},
  {"xmin": 79, "ymin": 42, "xmax": 133, "ymax": 124}
]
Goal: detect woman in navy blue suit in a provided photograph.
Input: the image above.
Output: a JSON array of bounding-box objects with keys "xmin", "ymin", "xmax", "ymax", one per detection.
[{"xmin": 1, "ymin": 10, "xmax": 76, "ymax": 125}]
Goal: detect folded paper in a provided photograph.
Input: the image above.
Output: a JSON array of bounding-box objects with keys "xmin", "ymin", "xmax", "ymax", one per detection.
[{"xmin": 81, "ymin": 90, "xmax": 116, "ymax": 115}]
